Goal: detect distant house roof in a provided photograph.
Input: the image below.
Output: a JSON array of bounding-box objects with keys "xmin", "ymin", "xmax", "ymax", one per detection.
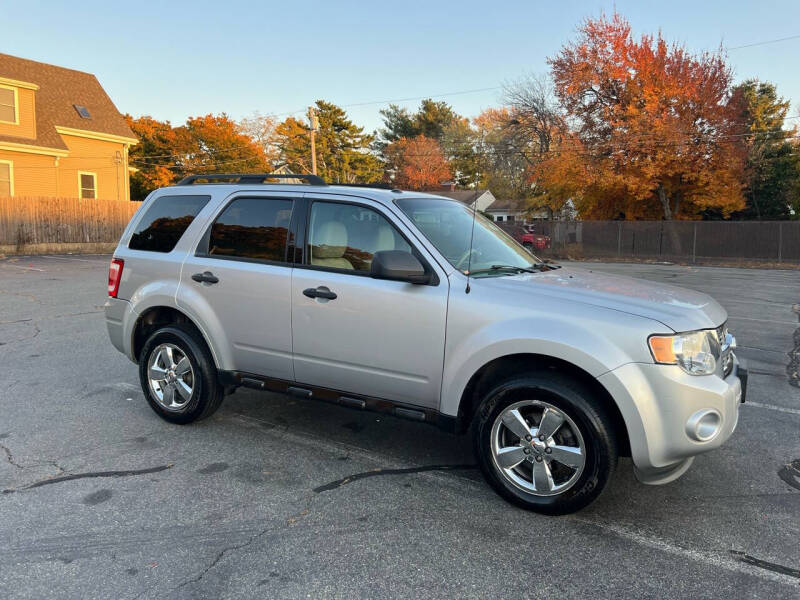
[
  {"xmin": 433, "ymin": 190, "xmax": 484, "ymax": 205},
  {"xmin": 485, "ymin": 197, "xmax": 528, "ymax": 211},
  {"xmin": 0, "ymin": 53, "xmax": 136, "ymax": 150}
]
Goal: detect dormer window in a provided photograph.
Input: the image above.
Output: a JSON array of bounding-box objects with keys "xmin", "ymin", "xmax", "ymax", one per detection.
[
  {"xmin": 73, "ymin": 104, "xmax": 91, "ymax": 119},
  {"xmin": 0, "ymin": 85, "xmax": 17, "ymax": 123}
]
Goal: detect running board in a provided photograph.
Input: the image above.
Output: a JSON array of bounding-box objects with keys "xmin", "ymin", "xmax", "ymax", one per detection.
[{"xmin": 218, "ymin": 370, "xmax": 456, "ymax": 432}]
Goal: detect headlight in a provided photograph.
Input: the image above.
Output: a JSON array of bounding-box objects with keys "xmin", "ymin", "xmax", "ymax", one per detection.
[{"xmin": 648, "ymin": 330, "xmax": 717, "ymax": 375}]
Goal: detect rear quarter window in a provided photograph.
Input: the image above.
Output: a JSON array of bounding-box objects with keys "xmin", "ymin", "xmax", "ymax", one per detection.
[{"xmin": 129, "ymin": 195, "xmax": 211, "ymax": 252}]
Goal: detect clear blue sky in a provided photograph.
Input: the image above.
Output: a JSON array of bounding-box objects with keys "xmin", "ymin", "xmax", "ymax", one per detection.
[{"xmin": 5, "ymin": 0, "xmax": 800, "ymax": 132}]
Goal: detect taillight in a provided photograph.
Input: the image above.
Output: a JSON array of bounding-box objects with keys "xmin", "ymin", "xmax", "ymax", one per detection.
[{"xmin": 108, "ymin": 258, "xmax": 124, "ymax": 298}]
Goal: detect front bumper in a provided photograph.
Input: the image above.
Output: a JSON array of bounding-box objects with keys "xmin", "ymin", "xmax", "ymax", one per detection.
[{"xmin": 597, "ymin": 355, "xmax": 745, "ymax": 485}]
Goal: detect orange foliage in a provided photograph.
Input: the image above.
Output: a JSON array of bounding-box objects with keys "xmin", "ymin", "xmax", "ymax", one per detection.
[
  {"xmin": 126, "ymin": 113, "xmax": 270, "ymax": 200},
  {"xmin": 384, "ymin": 135, "xmax": 452, "ymax": 190},
  {"xmin": 546, "ymin": 13, "xmax": 745, "ymax": 219}
]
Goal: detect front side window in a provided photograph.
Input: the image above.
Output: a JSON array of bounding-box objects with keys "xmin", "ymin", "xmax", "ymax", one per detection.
[
  {"xmin": 209, "ymin": 197, "xmax": 293, "ymax": 262},
  {"xmin": 307, "ymin": 201, "xmax": 411, "ymax": 272},
  {"xmin": 129, "ymin": 194, "xmax": 210, "ymax": 252},
  {"xmin": 78, "ymin": 172, "xmax": 96, "ymax": 199},
  {"xmin": 0, "ymin": 86, "xmax": 15, "ymax": 123},
  {"xmin": 395, "ymin": 198, "xmax": 539, "ymax": 277},
  {"xmin": 0, "ymin": 161, "xmax": 12, "ymax": 196}
]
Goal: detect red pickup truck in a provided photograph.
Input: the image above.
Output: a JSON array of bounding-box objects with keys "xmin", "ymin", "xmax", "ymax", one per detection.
[{"xmin": 506, "ymin": 224, "xmax": 551, "ymax": 251}]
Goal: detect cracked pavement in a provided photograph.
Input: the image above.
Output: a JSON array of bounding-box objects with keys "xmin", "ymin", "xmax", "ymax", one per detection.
[{"xmin": 0, "ymin": 254, "xmax": 798, "ymax": 599}]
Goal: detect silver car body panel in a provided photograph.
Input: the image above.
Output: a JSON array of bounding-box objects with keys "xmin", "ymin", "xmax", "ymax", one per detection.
[
  {"xmin": 291, "ymin": 193, "xmax": 449, "ymax": 409},
  {"xmin": 106, "ymin": 183, "xmax": 744, "ymax": 485}
]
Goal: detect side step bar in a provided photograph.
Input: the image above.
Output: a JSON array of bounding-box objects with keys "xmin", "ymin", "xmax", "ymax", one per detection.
[{"xmin": 218, "ymin": 370, "xmax": 455, "ymax": 432}]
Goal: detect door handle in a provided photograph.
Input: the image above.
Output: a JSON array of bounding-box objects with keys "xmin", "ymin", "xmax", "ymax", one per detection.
[
  {"xmin": 191, "ymin": 271, "xmax": 219, "ymax": 284},
  {"xmin": 303, "ymin": 286, "xmax": 337, "ymax": 300}
]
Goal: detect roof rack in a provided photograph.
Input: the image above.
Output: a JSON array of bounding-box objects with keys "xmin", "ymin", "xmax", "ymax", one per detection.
[
  {"xmin": 176, "ymin": 173, "xmax": 327, "ymax": 186},
  {"xmin": 328, "ymin": 182, "xmax": 393, "ymax": 190}
]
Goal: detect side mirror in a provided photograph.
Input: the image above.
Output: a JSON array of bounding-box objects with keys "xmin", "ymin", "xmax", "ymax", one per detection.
[{"xmin": 370, "ymin": 250, "xmax": 431, "ymax": 285}]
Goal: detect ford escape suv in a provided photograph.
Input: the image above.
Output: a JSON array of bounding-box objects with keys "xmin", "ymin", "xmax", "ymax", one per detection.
[{"xmin": 105, "ymin": 173, "xmax": 747, "ymax": 514}]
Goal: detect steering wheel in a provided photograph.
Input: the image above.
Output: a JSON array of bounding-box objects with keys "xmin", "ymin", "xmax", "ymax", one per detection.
[{"xmin": 455, "ymin": 248, "xmax": 480, "ymax": 271}]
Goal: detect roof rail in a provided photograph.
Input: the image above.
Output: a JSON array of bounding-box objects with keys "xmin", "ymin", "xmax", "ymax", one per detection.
[
  {"xmin": 176, "ymin": 173, "xmax": 328, "ymax": 186},
  {"xmin": 328, "ymin": 182, "xmax": 393, "ymax": 190}
]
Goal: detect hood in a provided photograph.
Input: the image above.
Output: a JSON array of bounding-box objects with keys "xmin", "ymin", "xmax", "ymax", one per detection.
[{"xmin": 480, "ymin": 266, "xmax": 727, "ymax": 332}]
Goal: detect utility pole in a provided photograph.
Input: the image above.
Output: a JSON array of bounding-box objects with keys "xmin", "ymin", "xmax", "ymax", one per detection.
[{"xmin": 308, "ymin": 106, "xmax": 319, "ymax": 175}]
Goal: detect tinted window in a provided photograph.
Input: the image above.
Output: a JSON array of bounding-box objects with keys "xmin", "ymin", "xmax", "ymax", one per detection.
[
  {"xmin": 129, "ymin": 194, "xmax": 210, "ymax": 253},
  {"xmin": 307, "ymin": 202, "xmax": 411, "ymax": 272},
  {"xmin": 209, "ymin": 197, "xmax": 293, "ymax": 261}
]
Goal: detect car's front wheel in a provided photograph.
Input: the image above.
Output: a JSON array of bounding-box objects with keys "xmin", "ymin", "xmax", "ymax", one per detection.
[
  {"xmin": 138, "ymin": 325, "xmax": 224, "ymax": 424},
  {"xmin": 473, "ymin": 371, "xmax": 618, "ymax": 514}
]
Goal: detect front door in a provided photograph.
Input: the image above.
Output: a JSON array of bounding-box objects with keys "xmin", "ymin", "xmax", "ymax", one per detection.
[
  {"xmin": 178, "ymin": 193, "xmax": 297, "ymax": 380},
  {"xmin": 291, "ymin": 196, "xmax": 448, "ymax": 409}
]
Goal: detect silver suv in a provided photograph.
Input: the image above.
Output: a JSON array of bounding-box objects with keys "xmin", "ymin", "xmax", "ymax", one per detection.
[{"xmin": 105, "ymin": 174, "xmax": 747, "ymax": 514}]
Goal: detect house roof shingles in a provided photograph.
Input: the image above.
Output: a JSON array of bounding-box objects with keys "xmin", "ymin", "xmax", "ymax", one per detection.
[
  {"xmin": 432, "ymin": 190, "xmax": 488, "ymax": 205},
  {"xmin": 486, "ymin": 197, "xmax": 527, "ymax": 211},
  {"xmin": 0, "ymin": 53, "xmax": 135, "ymax": 150}
]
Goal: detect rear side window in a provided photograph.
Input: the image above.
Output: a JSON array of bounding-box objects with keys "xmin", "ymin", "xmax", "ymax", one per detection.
[
  {"xmin": 208, "ymin": 197, "xmax": 293, "ymax": 262},
  {"xmin": 129, "ymin": 194, "xmax": 210, "ymax": 253}
]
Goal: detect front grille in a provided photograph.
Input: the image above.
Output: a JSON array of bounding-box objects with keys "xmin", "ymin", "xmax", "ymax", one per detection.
[
  {"xmin": 716, "ymin": 322, "xmax": 734, "ymax": 377},
  {"xmin": 715, "ymin": 324, "xmax": 727, "ymax": 346}
]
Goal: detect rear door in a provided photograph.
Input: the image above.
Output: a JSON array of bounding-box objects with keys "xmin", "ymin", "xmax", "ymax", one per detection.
[
  {"xmin": 177, "ymin": 192, "xmax": 298, "ymax": 380},
  {"xmin": 290, "ymin": 194, "xmax": 449, "ymax": 409}
]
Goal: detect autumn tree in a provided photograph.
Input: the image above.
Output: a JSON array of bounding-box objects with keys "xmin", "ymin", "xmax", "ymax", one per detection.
[
  {"xmin": 126, "ymin": 113, "xmax": 270, "ymax": 200},
  {"xmin": 547, "ymin": 13, "xmax": 745, "ymax": 231},
  {"xmin": 275, "ymin": 100, "xmax": 382, "ymax": 183},
  {"xmin": 472, "ymin": 108, "xmax": 530, "ymax": 200},
  {"xmin": 486, "ymin": 77, "xmax": 574, "ymax": 218},
  {"xmin": 383, "ymin": 135, "xmax": 452, "ymax": 189},
  {"xmin": 730, "ymin": 80, "xmax": 800, "ymax": 219},
  {"xmin": 181, "ymin": 113, "xmax": 270, "ymax": 175},
  {"xmin": 126, "ymin": 115, "xmax": 181, "ymax": 201},
  {"xmin": 378, "ymin": 99, "xmax": 480, "ymax": 186}
]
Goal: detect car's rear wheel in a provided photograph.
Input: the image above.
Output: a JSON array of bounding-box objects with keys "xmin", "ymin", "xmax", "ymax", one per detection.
[
  {"xmin": 473, "ymin": 371, "xmax": 618, "ymax": 514},
  {"xmin": 138, "ymin": 325, "xmax": 224, "ymax": 424}
]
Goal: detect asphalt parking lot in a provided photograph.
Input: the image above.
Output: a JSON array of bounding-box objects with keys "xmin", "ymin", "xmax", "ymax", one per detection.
[{"xmin": 0, "ymin": 254, "xmax": 798, "ymax": 599}]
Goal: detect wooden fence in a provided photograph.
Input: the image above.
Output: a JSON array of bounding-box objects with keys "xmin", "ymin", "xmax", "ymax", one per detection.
[{"xmin": 0, "ymin": 196, "xmax": 141, "ymax": 254}]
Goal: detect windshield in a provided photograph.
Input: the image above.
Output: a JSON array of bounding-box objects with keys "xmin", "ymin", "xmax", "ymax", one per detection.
[{"xmin": 395, "ymin": 197, "xmax": 541, "ymax": 277}]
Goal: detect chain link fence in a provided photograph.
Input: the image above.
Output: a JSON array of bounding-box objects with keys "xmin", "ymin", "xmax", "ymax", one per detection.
[{"xmin": 498, "ymin": 220, "xmax": 800, "ymax": 265}]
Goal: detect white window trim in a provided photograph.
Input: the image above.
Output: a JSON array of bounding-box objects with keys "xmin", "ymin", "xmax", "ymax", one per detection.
[
  {"xmin": 0, "ymin": 159, "xmax": 13, "ymax": 196},
  {"xmin": 0, "ymin": 84, "xmax": 19, "ymax": 125},
  {"xmin": 77, "ymin": 170, "xmax": 97, "ymax": 199}
]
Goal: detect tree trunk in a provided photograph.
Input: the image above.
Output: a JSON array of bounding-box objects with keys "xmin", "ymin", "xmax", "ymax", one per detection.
[
  {"xmin": 657, "ymin": 183, "xmax": 682, "ymax": 256},
  {"xmin": 657, "ymin": 183, "xmax": 672, "ymax": 219}
]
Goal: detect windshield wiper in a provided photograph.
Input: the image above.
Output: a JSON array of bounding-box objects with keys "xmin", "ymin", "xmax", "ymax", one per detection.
[
  {"xmin": 468, "ymin": 264, "xmax": 539, "ymax": 276},
  {"xmin": 470, "ymin": 262, "xmax": 560, "ymax": 276}
]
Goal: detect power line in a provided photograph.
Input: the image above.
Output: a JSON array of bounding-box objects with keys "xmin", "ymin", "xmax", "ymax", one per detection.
[
  {"xmin": 727, "ymin": 33, "xmax": 800, "ymax": 50},
  {"xmin": 262, "ymin": 86, "xmax": 503, "ymax": 120}
]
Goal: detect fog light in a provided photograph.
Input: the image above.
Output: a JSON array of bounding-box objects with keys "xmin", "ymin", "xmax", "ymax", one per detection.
[{"xmin": 686, "ymin": 409, "xmax": 722, "ymax": 442}]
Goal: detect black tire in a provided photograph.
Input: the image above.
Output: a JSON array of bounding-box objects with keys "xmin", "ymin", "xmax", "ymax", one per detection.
[
  {"xmin": 473, "ymin": 371, "xmax": 618, "ymax": 515},
  {"xmin": 138, "ymin": 324, "xmax": 224, "ymax": 424}
]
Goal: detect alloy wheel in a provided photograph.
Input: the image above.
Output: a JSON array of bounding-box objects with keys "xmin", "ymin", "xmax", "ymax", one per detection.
[
  {"xmin": 147, "ymin": 343, "xmax": 195, "ymax": 411},
  {"xmin": 490, "ymin": 400, "xmax": 586, "ymax": 496}
]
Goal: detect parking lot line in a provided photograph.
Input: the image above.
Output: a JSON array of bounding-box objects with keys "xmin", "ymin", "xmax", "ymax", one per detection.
[
  {"xmin": 726, "ymin": 315, "xmax": 798, "ymax": 325},
  {"xmin": 572, "ymin": 518, "xmax": 800, "ymax": 587},
  {"xmin": 745, "ymin": 401, "xmax": 800, "ymax": 416},
  {"xmin": 229, "ymin": 411, "xmax": 800, "ymax": 588}
]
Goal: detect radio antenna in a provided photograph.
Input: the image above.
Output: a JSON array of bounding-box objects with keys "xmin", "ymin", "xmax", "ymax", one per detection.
[{"xmin": 464, "ymin": 193, "xmax": 478, "ymax": 294}]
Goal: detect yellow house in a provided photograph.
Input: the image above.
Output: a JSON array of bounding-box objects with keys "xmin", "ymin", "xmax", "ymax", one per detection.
[{"xmin": 0, "ymin": 53, "xmax": 137, "ymax": 201}]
